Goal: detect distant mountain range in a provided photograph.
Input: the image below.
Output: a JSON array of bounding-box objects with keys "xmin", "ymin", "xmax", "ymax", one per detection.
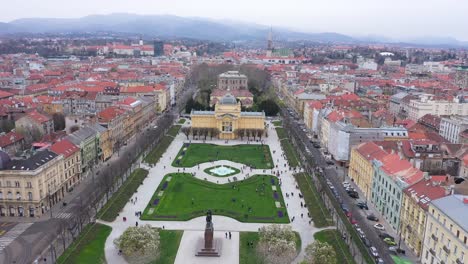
[{"xmin": 0, "ymin": 13, "xmax": 467, "ymax": 47}]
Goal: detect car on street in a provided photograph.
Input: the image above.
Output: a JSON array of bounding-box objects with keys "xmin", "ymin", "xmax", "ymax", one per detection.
[
  {"xmin": 348, "ymin": 191, "xmax": 359, "ymax": 199},
  {"xmin": 374, "ymin": 223, "xmax": 385, "ymax": 230},
  {"xmin": 384, "ymin": 238, "xmax": 397, "ymax": 246},
  {"xmin": 378, "ymin": 232, "xmax": 395, "ymax": 241},
  {"xmin": 362, "ymin": 237, "xmax": 371, "ymax": 247},
  {"xmin": 370, "ymin": 247, "xmax": 379, "ymax": 258},
  {"xmin": 376, "ymin": 257, "xmax": 385, "ymax": 263},
  {"xmin": 367, "ymin": 214, "xmax": 379, "ymax": 221},
  {"xmin": 357, "ymin": 202, "xmax": 369, "ymax": 210},
  {"xmin": 349, "ymin": 217, "xmax": 358, "ymax": 225},
  {"xmin": 342, "ymin": 181, "xmax": 350, "ymax": 187}
]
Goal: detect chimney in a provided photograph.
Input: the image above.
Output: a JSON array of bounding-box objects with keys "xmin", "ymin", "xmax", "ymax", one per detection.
[{"xmin": 423, "ymin": 172, "xmax": 430, "ymax": 181}]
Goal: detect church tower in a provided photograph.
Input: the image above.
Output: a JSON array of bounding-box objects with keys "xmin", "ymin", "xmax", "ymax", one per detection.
[{"xmin": 266, "ymin": 27, "xmax": 273, "ymax": 57}]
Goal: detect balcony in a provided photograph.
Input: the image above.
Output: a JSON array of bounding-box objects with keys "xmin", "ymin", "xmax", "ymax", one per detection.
[
  {"xmin": 429, "ymin": 248, "xmax": 436, "ymax": 256},
  {"xmin": 442, "ymin": 245, "xmax": 450, "ymax": 254},
  {"xmin": 431, "ymin": 234, "xmax": 438, "ymax": 241}
]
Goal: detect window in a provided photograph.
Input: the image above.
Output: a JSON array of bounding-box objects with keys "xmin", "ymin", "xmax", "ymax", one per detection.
[
  {"xmin": 0, "ymin": 192, "xmax": 2, "ymax": 199},
  {"xmin": 27, "ymin": 182, "xmax": 32, "ymax": 188},
  {"xmin": 28, "ymin": 192, "xmax": 33, "ymax": 201},
  {"xmin": 457, "ymin": 230, "xmax": 460, "ymax": 238},
  {"xmin": 7, "ymin": 191, "xmax": 12, "ymax": 200},
  {"xmin": 16, "ymin": 192, "xmax": 21, "ymax": 200},
  {"xmin": 222, "ymin": 121, "xmax": 233, "ymax": 132}
]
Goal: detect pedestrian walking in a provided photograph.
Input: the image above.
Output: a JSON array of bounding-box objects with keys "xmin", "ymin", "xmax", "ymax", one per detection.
[
  {"xmin": 229, "ymin": 232, "xmax": 232, "ymax": 239},
  {"xmin": 301, "ymin": 213, "xmax": 303, "ymax": 218},
  {"xmin": 300, "ymin": 202, "xmax": 303, "ymax": 207},
  {"xmin": 225, "ymin": 232, "xmax": 228, "ymax": 238},
  {"xmin": 136, "ymin": 221, "xmax": 139, "ymax": 227}
]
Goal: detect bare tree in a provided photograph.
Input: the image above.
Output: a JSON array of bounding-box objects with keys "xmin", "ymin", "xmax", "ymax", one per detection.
[{"xmin": 181, "ymin": 126, "xmax": 191, "ymax": 140}]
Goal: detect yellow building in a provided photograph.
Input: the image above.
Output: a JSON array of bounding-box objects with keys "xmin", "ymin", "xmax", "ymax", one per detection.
[
  {"xmin": 348, "ymin": 142, "xmax": 389, "ymax": 200},
  {"xmin": 191, "ymin": 94, "xmax": 265, "ymax": 140},
  {"xmin": 400, "ymin": 178, "xmax": 447, "ymax": 258},
  {"xmin": 421, "ymin": 194, "xmax": 468, "ymax": 264}
]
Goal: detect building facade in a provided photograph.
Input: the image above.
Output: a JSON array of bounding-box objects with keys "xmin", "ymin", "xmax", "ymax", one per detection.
[
  {"xmin": 0, "ymin": 150, "xmax": 65, "ymax": 217},
  {"xmin": 217, "ymin": 71, "xmax": 248, "ymax": 90},
  {"xmin": 421, "ymin": 195, "xmax": 467, "ymax": 264},
  {"xmin": 50, "ymin": 139, "xmax": 81, "ymax": 192},
  {"xmin": 191, "ymin": 94, "xmax": 265, "ymax": 140},
  {"xmin": 439, "ymin": 116, "xmax": 468, "ymax": 144}
]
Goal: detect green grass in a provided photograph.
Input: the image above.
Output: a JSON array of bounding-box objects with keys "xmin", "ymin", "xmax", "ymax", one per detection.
[
  {"xmin": 275, "ymin": 127, "xmax": 287, "ymax": 139},
  {"xmin": 144, "ymin": 125, "xmax": 181, "ymax": 164},
  {"xmin": 141, "ymin": 173, "xmax": 289, "ymax": 223},
  {"xmin": 391, "ymin": 255, "xmax": 413, "ymax": 264},
  {"xmin": 203, "ymin": 165, "xmax": 241, "ymax": 177},
  {"xmin": 172, "ymin": 143, "xmax": 274, "ymax": 169},
  {"xmin": 272, "ymin": 120, "xmax": 282, "ymax": 127},
  {"xmin": 239, "ymin": 231, "xmax": 301, "ymax": 264},
  {"xmin": 168, "ymin": 125, "xmax": 181, "ymax": 137},
  {"xmin": 314, "ymin": 229, "xmax": 356, "ymax": 264},
  {"xmin": 153, "ymin": 230, "xmax": 183, "ymax": 264},
  {"xmin": 97, "ymin": 168, "xmax": 149, "ymax": 221},
  {"xmin": 294, "ymin": 173, "xmax": 333, "ymax": 228},
  {"xmin": 178, "ymin": 119, "xmax": 186, "ymax": 124},
  {"xmin": 57, "ymin": 223, "xmax": 111, "ymax": 264},
  {"xmin": 240, "ymin": 232, "xmax": 264, "ymax": 264}
]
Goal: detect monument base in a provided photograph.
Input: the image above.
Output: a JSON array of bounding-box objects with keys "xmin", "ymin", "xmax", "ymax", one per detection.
[{"xmin": 195, "ymin": 238, "xmax": 222, "ymax": 257}]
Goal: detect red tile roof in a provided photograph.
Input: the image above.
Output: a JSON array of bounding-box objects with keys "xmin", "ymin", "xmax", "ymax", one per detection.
[
  {"xmin": 98, "ymin": 106, "xmax": 127, "ymax": 122},
  {"xmin": 26, "ymin": 110, "xmax": 51, "ymax": 124},
  {"xmin": 355, "ymin": 142, "xmax": 389, "ymax": 161},
  {"xmin": 404, "ymin": 179, "xmax": 447, "ymax": 210},
  {"xmin": 50, "ymin": 139, "xmax": 79, "ymax": 158},
  {"xmin": 380, "ymin": 154, "xmax": 423, "ymax": 185},
  {"xmin": 0, "ymin": 131, "xmax": 24, "ymax": 148}
]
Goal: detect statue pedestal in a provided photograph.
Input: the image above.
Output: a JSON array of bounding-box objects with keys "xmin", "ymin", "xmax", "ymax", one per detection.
[{"xmin": 196, "ymin": 222, "xmax": 221, "ymax": 257}]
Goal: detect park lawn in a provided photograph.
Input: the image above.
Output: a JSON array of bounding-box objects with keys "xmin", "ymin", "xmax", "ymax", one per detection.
[
  {"xmin": 203, "ymin": 165, "xmax": 241, "ymax": 177},
  {"xmin": 153, "ymin": 230, "xmax": 183, "ymax": 264},
  {"xmin": 314, "ymin": 229, "xmax": 356, "ymax": 264},
  {"xmin": 239, "ymin": 231, "xmax": 301, "ymax": 264},
  {"xmin": 178, "ymin": 119, "xmax": 186, "ymax": 124},
  {"xmin": 275, "ymin": 127, "xmax": 287, "ymax": 139},
  {"xmin": 168, "ymin": 125, "xmax": 181, "ymax": 137},
  {"xmin": 280, "ymin": 138, "xmax": 300, "ymax": 167},
  {"xmin": 294, "ymin": 173, "xmax": 333, "ymax": 228},
  {"xmin": 144, "ymin": 125, "xmax": 181, "ymax": 164},
  {"xmin": 97, "ymin": 168, "xmax": 149, "ymax": 221},
  {"xmin": 272, "ymin": 120, "xmax": 282, "ymax": 127},
  {"xmin": 172, "ymin": 143, "xmax": 274, "ymax": 169},
  {"xmin": 57, "ymin": 223, "xmax": 111, "ymax": 264},
  {"xmin": 141, "ymin": 173, "xmax": 289, "ymax": 223}
]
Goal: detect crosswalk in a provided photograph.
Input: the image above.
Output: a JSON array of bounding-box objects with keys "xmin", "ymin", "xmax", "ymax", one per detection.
[
  {"xmin": 54, "ymin": 212, "xmax": 73, "ymax": 219},
  {"xmin": 0, "ymin": 223, "xmax": 33, "ymax": 252}
]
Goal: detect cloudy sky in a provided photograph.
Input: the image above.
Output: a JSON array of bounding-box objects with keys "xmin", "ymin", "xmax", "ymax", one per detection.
[{"xmin": 2, "ymin": 0, "xmax": 467, "ymax": 41}]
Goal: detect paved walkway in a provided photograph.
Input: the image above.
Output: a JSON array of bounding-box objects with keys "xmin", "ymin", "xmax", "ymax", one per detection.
[{"xmin": 101, "ymin": 120, "xmax": 333, "ymax": 264}]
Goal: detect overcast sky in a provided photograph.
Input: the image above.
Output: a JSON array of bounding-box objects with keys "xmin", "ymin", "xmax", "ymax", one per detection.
[{"xmin": 2, "ymin": 0, "xmax": 467, "ymax": 41}]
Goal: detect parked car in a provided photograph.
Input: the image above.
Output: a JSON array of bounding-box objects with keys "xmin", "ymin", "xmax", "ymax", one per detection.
[
  {"xmin": 357, "ymin": 202, "xmax": 369, "ymax": 210},
  {"xmin": 384, "ymin": 238, "xmax": 397, "ymax": 246},
  {"xmin": 370, "ymin": 247, "xmax": 379, "ymax": 258},
  {"xmin": 376, "ymin": 257, "xmax": 385, "ymax": 263},
  {"xmin": 367, "ymin": 214, "xmax": 379, "ymax": 221},
  {"xmin": 378, "ymin": 232, "xmax": 395, "ymax": 241},
  {"xmin": 374, "ymin": 223, "xmax": 385, "ymax": 231},
  {"xmin": 348, "ymin": 191, "xmax": 359, "ymax": 199},
  {"xmin": 362, "ymin": 237, "xmax": 371, "ymax": 247},
  {"xmin": 350, "ymin": 217, "xmax": 358, "ymax": 225},
  {"xmin": 356, "ymin": 228, "xmax": 365, "ymax": 238},
  {"xmin": 342, "ymin": 181, "xmax": 350, "ymax": 187}
]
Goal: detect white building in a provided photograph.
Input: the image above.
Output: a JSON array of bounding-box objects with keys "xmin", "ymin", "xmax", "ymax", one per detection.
[
  {"xmin": 439, "ymin": 116, "xmax": 468, "ymax": 143},
  {"xmin": 358, "ymin": 59, "xmax": 378, "ymax": 71},
  {"xmin": 407, "ymin": 94, "xmax": 468, "ymax": 121}
]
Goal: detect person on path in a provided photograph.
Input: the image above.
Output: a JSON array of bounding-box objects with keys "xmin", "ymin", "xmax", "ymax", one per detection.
[
  {"xmin": 301, "ymin": 213, "xmax": 303, "ymax": 218},
  {"xmin": 136, "ymin": 221, "xmax": 139, "ymax": 227},
  {"xmin": 225, "ymin": 232, "xmax": 228, "ymax": 238},
  {"xmin": 229, "ymin": 232, "xmax": 232, "ymax": 239}
]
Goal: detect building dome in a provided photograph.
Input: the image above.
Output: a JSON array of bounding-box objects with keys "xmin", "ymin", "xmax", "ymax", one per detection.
[
  {"xmin": 220, "ymin": 93, "xmax": 237, "ymax": 105},
  {"xmin": 0, "ymin": 150, "xmax": 11, "ymax": 170}
]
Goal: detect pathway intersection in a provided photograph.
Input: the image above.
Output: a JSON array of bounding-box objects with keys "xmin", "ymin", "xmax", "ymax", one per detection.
[{"xmin": 100, "ymin": 120, "xmax": 334, "ymax": 264}]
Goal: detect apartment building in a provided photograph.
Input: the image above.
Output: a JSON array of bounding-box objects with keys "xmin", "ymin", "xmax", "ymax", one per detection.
[
  {"xmin": 421, "ymin": 195, "xmax": 467, "ymax": 264},
  {"xmin": 407, "ymin": 94, "xmax": 468, "ymax": 121},
  {"xmin": 50, "ymin": 139, "xmax": 81, "ymax": 191},
  {"xmin": 371, "ymin": 154, "xmax": 424, "ymax": 231},
  {"xmin": 400, "ymin": 178, "xmax": 447, "ymax": 257},
  {"xmin": 439, "ymin": 116, "xmax": 468, "ymax": 144},
  {"xmin": 0, "ymin": 150, "xmax": 65, "ymax": 217}
]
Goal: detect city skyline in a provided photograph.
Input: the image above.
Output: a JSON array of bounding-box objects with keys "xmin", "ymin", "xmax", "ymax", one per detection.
[{"xmin": 1, "ymin": 0, "xmax": 468, "ymax": 41}]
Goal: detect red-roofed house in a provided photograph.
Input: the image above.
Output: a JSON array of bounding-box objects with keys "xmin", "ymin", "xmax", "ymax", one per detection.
[
  {"xmin": 0, "ymin": 131, "xmax": 25, "ymax": 155},
  {"xmin": 50, "ymin": 139, "xmax": 81, "ymax": 190},
  {"xmin": 15, "ymin": 110, "xmax": 54, "ymax": 142},
  {"xmin": 371, "ymin": 154, "xmax": 424, "ymax": 231}
]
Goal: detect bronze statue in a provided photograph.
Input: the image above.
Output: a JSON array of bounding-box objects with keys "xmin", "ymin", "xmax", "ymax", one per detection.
[{"xmin": 206, "ymin": 209, "xmax": 212, "ymax": 223}]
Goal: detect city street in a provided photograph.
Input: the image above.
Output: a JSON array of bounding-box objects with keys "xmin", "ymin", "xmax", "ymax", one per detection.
[{"xmin": 280, "ymin": 105, "xmax": 418, "ymax": 264}]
